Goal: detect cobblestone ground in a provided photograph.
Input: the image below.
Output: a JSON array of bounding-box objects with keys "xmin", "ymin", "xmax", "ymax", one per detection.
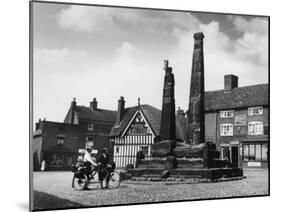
[{"xmin": 32, "ymin": 169, "xmax": 268, "ymax": 210}]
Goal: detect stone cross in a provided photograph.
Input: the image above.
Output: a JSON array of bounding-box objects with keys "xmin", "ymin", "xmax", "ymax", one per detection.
[
  {"xmin": 159, "ymin": 60, "xmax": 176, "ymax": 141},
  {"xmin": 187, "ymin": 32, "xmax": 205, "ymax": 145}
]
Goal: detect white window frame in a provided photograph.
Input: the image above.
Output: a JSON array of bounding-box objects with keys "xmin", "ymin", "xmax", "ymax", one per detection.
[
  {"xmin": 85, "ymin": 136, "xmax": 94, "ymax": 148},
  {"xmin": 220, "ymin": 110, "xmax": 234, "ymax": 118},
  {"xmin": 248, "ymin": 107, "xmax": 263, "ymax": 116},
  {"xmin": 86, "ymin": 141, "xmax": 94, "ymax": 148},
  {"xmin": 220, "ymin": 124, "xmax": 233, "ymax": 136},
  {"xmin": 88, "ymin": 123, "xmax": 94, "ymax": 131},
  {"xmin": 57, "ymin": 138, "xmax": 64, "ymax": 146},
  {"xmin": 248, "ymin": 121, "xmax": 264, "ymax": 135}
]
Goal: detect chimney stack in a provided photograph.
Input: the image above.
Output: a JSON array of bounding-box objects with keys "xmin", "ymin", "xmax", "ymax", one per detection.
[
  {"xmin": 90, "ymin": 98, "xmax": 98, "ymax": 110},
  {"xmin": 71, "ymin": 97, "xmax": 76, "ymax": 107},
  {"xmin": 116, "ymin": 96, "xmax": 125, "ymax": 125},
  {"xmin": 224, "ymin": 75, "xmax": 238, "ymax": 91},
  {"xmin": 71, "ymin": 97, "xmax": 76, "ymax": 124}
]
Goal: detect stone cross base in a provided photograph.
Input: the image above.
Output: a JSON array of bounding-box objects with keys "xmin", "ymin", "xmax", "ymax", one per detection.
[{"xmin": 151, "ymin": 140, "xmax": 176, "ymax": 157}]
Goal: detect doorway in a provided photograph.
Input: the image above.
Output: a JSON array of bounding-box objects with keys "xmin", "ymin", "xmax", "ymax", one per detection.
[{"xmin": 230, "ymin": 146, "xmax": 239, "ymax": 167}]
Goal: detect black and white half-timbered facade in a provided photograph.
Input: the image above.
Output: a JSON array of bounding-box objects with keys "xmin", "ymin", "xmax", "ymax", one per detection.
[
  {"xmin": 110, "ymin": 97, "xmax": 187, "ymax": 168},
  {"xmin": 111, "ymin": 109, "xmax": 155, "ymax": 168}
]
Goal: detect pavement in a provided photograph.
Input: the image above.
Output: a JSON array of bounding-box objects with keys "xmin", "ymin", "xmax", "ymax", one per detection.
[{"xmin": 32, "ymin": 169, "xmax": 269, "ymax": 211}]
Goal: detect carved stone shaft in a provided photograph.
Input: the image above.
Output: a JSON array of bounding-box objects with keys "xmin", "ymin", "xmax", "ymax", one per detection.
[
  {"xmin": 159, "ymin": 60, "xmax": 176, "ymax": 141},
  {"xmin": 187, "ymin": 32, "xmax": 205, "ymax": 145}
]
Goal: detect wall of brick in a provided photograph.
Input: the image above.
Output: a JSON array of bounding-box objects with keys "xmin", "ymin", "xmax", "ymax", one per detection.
[{"xmin": 205, "ymin": 112, "xmax": 217, "ymax": 143}]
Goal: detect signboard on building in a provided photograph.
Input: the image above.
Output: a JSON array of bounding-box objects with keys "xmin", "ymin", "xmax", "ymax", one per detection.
[
  {"xmin": 247, "ymin": 162, "xmax": 261, "ymax": 167},
  {"xmin": 235, "ymin": 115, "xmax": 246, "ymax": 126}
]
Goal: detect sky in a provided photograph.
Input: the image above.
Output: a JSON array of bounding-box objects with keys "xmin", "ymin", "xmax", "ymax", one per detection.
[{"xmin": 32, "ymin": 2, "xmax": 269, "ymax": 124}]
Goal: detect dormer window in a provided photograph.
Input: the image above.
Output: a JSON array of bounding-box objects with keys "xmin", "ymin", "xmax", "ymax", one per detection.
[
  {"xmin": 88, "ymin": 123, "xmax": 94, "ymax": 131},
  {"xmin": 248, "ymin": 107, "xmax": 263, "ymax": 116}
]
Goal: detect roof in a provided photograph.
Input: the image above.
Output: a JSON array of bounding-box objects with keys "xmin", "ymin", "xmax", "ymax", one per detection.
[
  {"xmin": 75, "ymin": 106, "xmax": 116, "ymax": 122},
  {"xmin": 64, "ymin": 105, "xmax": 116, "ymax": 123},
  {"xmin": 205, "ymin": 84, "xmax": 268, "ymax": 111},
  {"xmin": 109, "ymin": 104, "xmax": 187, "ymax": 141}
]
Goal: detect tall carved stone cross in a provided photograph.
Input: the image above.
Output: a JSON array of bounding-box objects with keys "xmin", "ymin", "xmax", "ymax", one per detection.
[
  {"xmin": 187, "ymin": 32, "xmax": 205, "ymax": 145},
  {"xmin": 160, "ymin": 60, "xmax": 176, "ymax": 141}
]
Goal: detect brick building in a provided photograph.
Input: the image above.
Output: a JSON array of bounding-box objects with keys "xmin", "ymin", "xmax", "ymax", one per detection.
[
  {"xmin": 33, "ymin": 98, "xmax": 116, "ymax": 170},
  {"xmin": 205, "ymin": 75, "xmax": 269, "ymax": 168}
]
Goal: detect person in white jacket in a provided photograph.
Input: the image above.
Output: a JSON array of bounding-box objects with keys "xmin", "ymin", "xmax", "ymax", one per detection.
[{"xmin": 84, "ymin": 148, "xmax": 97, "ymax": 179}]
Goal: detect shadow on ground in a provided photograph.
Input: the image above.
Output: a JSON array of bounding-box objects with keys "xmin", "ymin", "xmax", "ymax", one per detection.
[{"xmin": 33, "ymin": 190, "xmax": 84, "ymax": 210}]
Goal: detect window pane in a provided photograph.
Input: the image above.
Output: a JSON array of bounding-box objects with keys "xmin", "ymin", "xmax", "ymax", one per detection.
[
  {"xmin": 256, "ymin": 145, "xmax": 261, "ymax": 160},
  {"xmin": 248, "ymin": 122, "xmax": 263, "ymax": 135},
  {"xmin": 220, "ymin": 124, "xmax": 233, "ymax": 136},
  {"xmin": 261, "ymin": 144, "xmax": 268, "ymax": 161},
  {"xmin": 243, "ymin": 145, "xmax": 249, "ymax": 161},
  {"xmin": 249, "ymin": 145, "xmax": 255, "ymax": 161}
]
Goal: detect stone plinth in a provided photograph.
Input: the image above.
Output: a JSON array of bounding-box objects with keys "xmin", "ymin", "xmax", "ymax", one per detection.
[
  {"xmin": 125, "ymin": 167, "xmax": 243, "ymax": 181},
  {"xmin": 151, "ymin": 140, "xmax": 176, "ymax": 157}
]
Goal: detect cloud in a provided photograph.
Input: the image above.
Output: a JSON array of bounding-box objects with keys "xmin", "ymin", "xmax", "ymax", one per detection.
[
  {"xmin": 57, "ymin": 5, "xmax": 200, "ymax": 36},
  {"xmin": 35, "ymin": 7, "xmax": 268, "ymax": 122},
  {"xmin": 57, "ymin": 6, "xmax": 114, "ymax": 32},
  {"xmin": 171, "ymin": 19, "xmax": 268, "ymax": 97},
  {"xmin": 232, "ymin": 16, "xmax": 268, "ymax": 35}
]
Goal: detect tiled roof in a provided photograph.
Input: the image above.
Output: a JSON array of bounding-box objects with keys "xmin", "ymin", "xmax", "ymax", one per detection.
[
  {"xmin": 75, "ymin": 106, "xmax": 116, "ymax": 123},
  {"xmin": 205, "ymin": 84, "xmax": 268, "ymax": 111},
  {"xmin": 64, "ymin": 104, "xmax": 116, "ymax": 124},
  {"xmin": 110, "ymin": 106, "xmax": 138, "ymax": 136},
  {"xmin": 109, "ymin": 104, "xmax": 187, "ymax": 141}
]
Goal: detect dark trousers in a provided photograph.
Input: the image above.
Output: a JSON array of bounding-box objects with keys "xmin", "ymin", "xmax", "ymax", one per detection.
[{"xmin": 84, "ymin": 162, "xmax": 92, "ymax": 178}]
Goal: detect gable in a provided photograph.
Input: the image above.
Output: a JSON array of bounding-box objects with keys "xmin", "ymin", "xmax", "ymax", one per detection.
[
  {"xmin": 121, "ymin": 110, "xmax": 155, "ymax": 137},
  {"xmin": 64, "ymin": 106, "xmax": 79, "ymax": 124}
]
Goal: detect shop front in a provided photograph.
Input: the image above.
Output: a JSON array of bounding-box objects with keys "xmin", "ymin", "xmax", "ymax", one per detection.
[{"xmin": 241, "ymin": 139, "xmax": 268, "ymax": 168}]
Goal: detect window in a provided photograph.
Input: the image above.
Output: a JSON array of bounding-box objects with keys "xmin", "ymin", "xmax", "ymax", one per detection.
[
  {"xmin": 248, "ymin": 107, "xmax": 263, "ymax": 115},
  {"xmin": 261, "ymin": 144, "xmax": 268, "ymax": 161},
  {"xmin": 86, "ymin": 136, "xmax": 94, "ymax": 148},
  {"xmin": 243, "ymin": 145, "xmax": 249, "ymax": 161},
  {"xmin": 57, "ymin": 137, "xmax": 64, "ymax": 146},
  {"xmin": 116, "ymin": 147, "xmax": 119, "ymax": 154},
  {"xmin": 248, "ymin": 121, "xmax": 263, "ymax": 135},
  {"xmin": 220, "ymin": 124, "xmax": 233, "ymax": 136},
  {"xmin": 220, "ymin": 110, "xmax": 234, "ymax": 118},
  {"xmin": 256, "ymin": 145, "xmax": 261, "ymax": 160},
  {"xmin": 243, "ymin": 144, "xmax": 268, "ymax": 161},
  {"xmin": 88, "ymin": 123, "xmax": 94, "ymax": 131}
]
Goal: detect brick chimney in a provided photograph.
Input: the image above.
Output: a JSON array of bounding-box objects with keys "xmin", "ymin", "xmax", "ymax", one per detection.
[
  {"xmin": 116, "ymin": 96, "xmax": 125, "ymax": 125},
  {"xmin": 35, "ymin": 118, "xmax": 41, "ymax": 130},
  {"xmin": 90, "ymin": 98, "xmax": 98, "ymax": 110},
  {"xmin": 224, "ymin": 75, "xmax": 238, "ymax": 91},
  {"xmin": 177, "ymin": 107, "xmax": 185, "ymax": 117},
  {"xmin": 71, "ymin": 97, "xmax": 76, "ymax": 124}
]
